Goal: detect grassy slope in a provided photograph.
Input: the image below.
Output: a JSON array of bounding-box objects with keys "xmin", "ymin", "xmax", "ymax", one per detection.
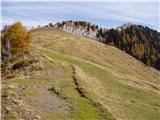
[{"xmin": 2, "ymin": 28, "xmax": 160, "ymax": 120}]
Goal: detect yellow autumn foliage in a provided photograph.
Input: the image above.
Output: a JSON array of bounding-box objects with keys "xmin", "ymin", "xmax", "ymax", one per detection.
[{"xmin": 2, "ymin": 22, "xmax": 32, "ymax": 55}]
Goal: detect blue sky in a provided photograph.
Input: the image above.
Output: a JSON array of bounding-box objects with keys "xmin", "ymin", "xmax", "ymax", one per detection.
[{"xmin": 1, "ymin": 0, "xmax": 159, "ymax": 31}]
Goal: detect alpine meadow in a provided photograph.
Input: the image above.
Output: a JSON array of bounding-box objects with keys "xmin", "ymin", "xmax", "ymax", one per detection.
[{"xmin": 1, "ymin": 1, "xmax": 160, "ymax": 120}]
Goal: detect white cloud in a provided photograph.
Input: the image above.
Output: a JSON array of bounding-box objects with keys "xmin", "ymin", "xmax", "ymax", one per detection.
[
  {"xmin": 1, "ymin": 1, "xmax": 159, "ymax": 30},
  {"xmin": 82, "ymin": 2, "xmax": 158, "ymax": 25}
]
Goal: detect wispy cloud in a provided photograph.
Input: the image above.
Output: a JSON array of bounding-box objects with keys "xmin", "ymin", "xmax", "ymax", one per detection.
[{"xmin": 1, "ymin": 1, "xmax": 159, "ymax": 30}]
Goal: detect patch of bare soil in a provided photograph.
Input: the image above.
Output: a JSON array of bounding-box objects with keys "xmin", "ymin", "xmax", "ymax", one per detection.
[
  {"xmin": 26, "ymin": 85, "xmax": 72, "ymax": 119},
  {"xmin": 2, "ymin": 83, "xmax": 73, "ymax": 120},
  {"xmin": 2, "ymin": 85, "xmax": 40, "ymax": 120}
]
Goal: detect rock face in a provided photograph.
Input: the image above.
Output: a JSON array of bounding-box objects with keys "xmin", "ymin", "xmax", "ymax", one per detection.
[
  {"xmin": 52, "ymin": 21, "xmax": 99, "ymax": 39},
  {"xmin": 48, "ymin": 21, "xmax": 160, "ymax": 70}
]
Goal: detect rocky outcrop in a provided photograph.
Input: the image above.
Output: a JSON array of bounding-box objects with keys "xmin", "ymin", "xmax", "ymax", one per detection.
[{"xmin": 51, "ymin": 21, "xmax": 99, "ymax": 39}]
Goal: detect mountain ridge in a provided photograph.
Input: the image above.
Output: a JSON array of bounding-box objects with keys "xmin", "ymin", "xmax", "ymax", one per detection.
[{"xmin": 45, "ymin": 20, "xmax": 160, "ymax": 70}]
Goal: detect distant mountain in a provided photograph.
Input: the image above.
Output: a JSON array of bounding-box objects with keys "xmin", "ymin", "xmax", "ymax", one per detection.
[{"xmin": 47, "ymin": 21, "xmax": 160, "ymax": 70}]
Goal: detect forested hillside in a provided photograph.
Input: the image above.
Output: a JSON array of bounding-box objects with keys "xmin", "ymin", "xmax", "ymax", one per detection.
[{"xmin": 97, "ymin": 23, "xmax": 160, "ymax": 70}]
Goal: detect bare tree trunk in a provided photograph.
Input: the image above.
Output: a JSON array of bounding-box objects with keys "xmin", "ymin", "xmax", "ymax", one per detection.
[{"xmin": 5, "ymin": 40, "xmax": 12, "ymax": 58}]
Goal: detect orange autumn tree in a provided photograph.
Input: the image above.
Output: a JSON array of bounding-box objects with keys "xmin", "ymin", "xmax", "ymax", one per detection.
[{"xmin": 2, "ymin": 22, "xmax": 32, "ymax": 57}]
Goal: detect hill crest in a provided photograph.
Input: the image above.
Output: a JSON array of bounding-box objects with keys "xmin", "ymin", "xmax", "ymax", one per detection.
[{"xmin": 44, "ymin": 20, "xmax": 160, "ymax": 70}]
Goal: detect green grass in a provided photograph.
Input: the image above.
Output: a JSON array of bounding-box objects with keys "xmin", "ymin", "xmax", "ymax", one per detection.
[
  {"xmin": 47, "ymin": 67, "xmax": 113, "ymax": 120},
  {"xmin": 31, "ymin": 28, "xmax": 160, "ymax": 120},
  {"xmin": 40, "ymin": 49, "xmax": 160, "ymax": 120},
  {"xmin": 2, "ymin": 28, "xmax": 160, "ymax": 120},
  {"xmin": 2, "ymin": 59, "xmax": 114, "ymax": 120},
  {"xmin": 55, "ymin": 79, "xmax": 114, "ymax": 120},
  {"xmin": 41, "ymin": 50, "xmax": 115, "ymax": 79}
]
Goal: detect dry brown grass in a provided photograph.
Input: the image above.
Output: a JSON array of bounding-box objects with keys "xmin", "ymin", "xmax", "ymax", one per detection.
[
  {"xmin": 3, "ymin": 28, "xmax": 159, "ymax": 120},
  {"xmin": 32, "ymin": 28, "xmax": 160, "ymax": 84},
  {"xmin": 31, "ymin": 28, "xmax": 160, "ymax": 120}
]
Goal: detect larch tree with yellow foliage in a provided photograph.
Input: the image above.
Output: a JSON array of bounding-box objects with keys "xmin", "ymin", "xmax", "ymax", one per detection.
[{"xmin": 2, "ymin": 22, "xmax": 32, "ymax": 58}]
